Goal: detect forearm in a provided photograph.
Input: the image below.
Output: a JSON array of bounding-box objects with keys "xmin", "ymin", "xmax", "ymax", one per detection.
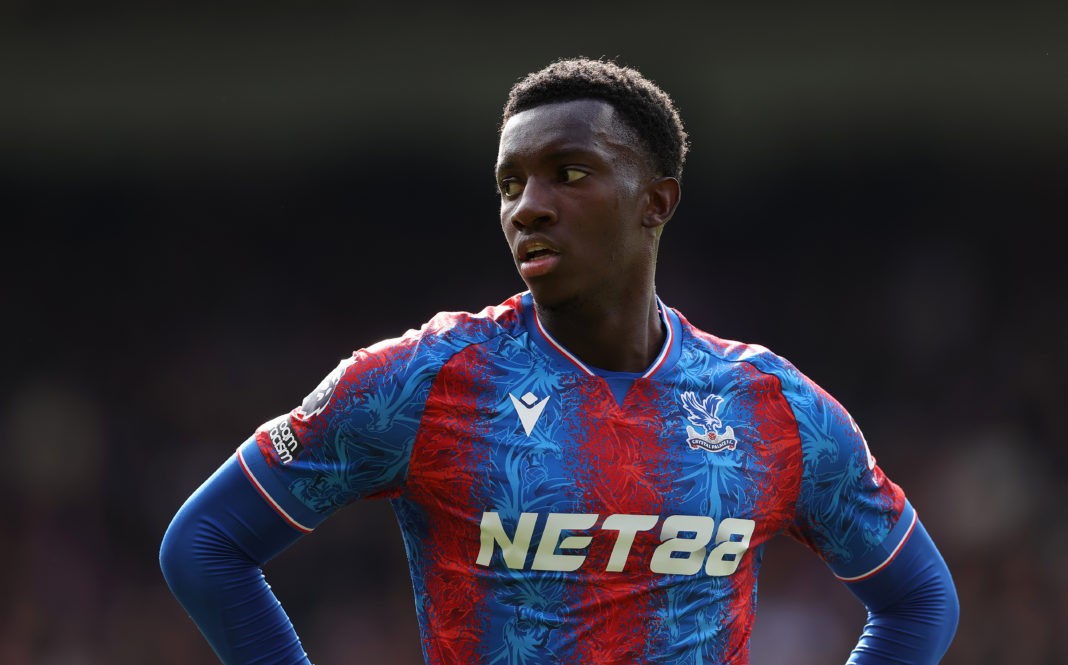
[
  {"xmin": 160, "ymin": 453, "xmax": 310, "ymax": 664},
  {"xmin": 846, "ymin": 520, "xmax": 959, "ymax": 664}
]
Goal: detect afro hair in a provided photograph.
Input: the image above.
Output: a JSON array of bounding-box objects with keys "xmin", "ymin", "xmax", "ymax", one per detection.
[{"xmin": 502, "ymin": 57, "xmax": 689, "ymax": 180}]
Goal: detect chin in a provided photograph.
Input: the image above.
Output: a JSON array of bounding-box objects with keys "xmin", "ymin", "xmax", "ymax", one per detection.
[
  {"xmin": 525, "ymin": 281, "xmax": 564, "ymax": 310},
  {"xmin": 526, "ymin": 281, "xmax": 584, "ymax": 314}
]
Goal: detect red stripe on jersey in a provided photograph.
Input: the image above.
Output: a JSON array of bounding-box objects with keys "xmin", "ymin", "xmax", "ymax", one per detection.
[
  {"xmin": 563, "ymin": 377, "xmax": 671, "ymax": 663},
  {"xmin": 405, "ymin": 344, "xmax": 495, "ymax": 665},
  {"xmin": 723, "ymin": 364, "xmax": 805, "ymax": 662}
]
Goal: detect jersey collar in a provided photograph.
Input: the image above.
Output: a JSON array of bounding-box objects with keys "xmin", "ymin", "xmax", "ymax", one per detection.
[{"xmin": 519, "ymin": 291, "xmax": 681, "ymax": 380}]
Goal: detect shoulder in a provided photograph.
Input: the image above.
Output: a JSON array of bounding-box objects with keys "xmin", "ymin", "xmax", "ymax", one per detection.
[
  {"xmin": 348, "ymin": 295, "xmax": 523, "ymax": 373},
  {"xmin": 673, "ymin": 309, "xmax": 839, "ymax": 424},
  {"xmin": 675, "ymin": 309, "xmax": 801, "ymax": 385},
  {"xmin": 278, "ymin": 295, "xmax": 524, "ymax": 454},
  {"xmin": 292, "ymin": 295, "xmax": 523, "ymax": 421},
  {"xmin": 406, "ymin": 295, "xmax": 524, "ymax": 349}
]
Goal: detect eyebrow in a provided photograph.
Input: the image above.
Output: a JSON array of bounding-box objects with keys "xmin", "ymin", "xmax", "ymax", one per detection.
[{"xmin": 496, "ymin": 146, "xmax": 604, "ymax": 173}]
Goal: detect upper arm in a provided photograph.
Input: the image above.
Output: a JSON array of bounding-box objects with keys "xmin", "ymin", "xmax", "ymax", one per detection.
[
  {"xmin": 241, "ymin": 334, "xmax": 443, "ymax": 531},
  {"xmin": 780, "ymin": 369, "xmax": 912, "ymax": 581}
]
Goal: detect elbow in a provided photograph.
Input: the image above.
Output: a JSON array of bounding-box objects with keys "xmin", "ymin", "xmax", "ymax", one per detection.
[
  {"xmin": 159, "ymin": 510, "xmax": 195, "ymax": 600},
  {"xmin": 940, "ymin": 573, "xmax": 961, "ymax": 655},
  {"xmin": 159, "ymin": 504, "xmax": 216, "ymax": 607}
]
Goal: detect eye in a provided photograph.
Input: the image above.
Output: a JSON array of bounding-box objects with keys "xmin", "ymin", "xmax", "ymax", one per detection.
[
  {"xmin": 562, "ymin": 168, "xmax": 588, "ymax": 184},
  {"xmin": 499, "ymin": 178, "xmax": 522, "ymax": 198}
]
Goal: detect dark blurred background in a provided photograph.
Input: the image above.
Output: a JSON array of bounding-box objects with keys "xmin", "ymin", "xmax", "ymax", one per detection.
[{"xmin": 3, "ymin": 2, "xmax": 1065, "ymax": 663}]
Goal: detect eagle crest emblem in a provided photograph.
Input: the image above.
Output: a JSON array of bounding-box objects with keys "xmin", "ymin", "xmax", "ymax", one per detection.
[{"xmin": 680, "ymin": 391, "xmax": 738, "ymax": 453}]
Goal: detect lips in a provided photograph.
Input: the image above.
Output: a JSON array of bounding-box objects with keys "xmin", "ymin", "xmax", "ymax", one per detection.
[{"xmin": 516, "ymin": 238, "xmax": 561, "ymax": 279}]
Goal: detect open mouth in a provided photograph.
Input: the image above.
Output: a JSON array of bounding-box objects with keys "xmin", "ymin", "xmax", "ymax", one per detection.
[
  {"xmin": 517, "ymin": 241, "xmax": 561, "ymax": 278},
  {"xmin": 523, "ymin": 246, "xmax": 558, "ymax": 262}
]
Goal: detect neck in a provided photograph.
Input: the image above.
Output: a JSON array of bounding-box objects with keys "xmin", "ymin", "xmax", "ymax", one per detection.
[{"xmin": 534, "ymin": 290, "xmax": 665, "ymax": 373}]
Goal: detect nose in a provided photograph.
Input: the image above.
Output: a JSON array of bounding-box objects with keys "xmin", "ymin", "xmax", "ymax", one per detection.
[{"xmin": 509, "ymin": 177, "xmax": 557, "ymax": 230}]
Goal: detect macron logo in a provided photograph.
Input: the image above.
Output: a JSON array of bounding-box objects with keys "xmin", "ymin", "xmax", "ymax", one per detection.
[{"xmin": 509, "ymin": 391, "xmax": 549, "ymax": 436}]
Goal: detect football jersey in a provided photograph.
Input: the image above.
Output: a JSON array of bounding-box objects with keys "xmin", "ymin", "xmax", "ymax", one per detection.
[{"xmin": 237, "ymin": 292, "xmax": 914, "ymax": 664}]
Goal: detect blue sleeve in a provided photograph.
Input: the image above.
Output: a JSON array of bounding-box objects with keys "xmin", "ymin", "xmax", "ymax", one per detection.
[
  {"xmin": 845, "ymin": 518, "xmax": 959, "ymax": 664},
  {"xmin": 159, "ymin": 452, "xmax": 311, "ymax": 665}
]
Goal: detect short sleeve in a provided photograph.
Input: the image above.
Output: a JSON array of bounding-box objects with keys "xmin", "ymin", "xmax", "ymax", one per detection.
[
  {"xmin": 780, "ymin": 369, "xmax": 915, "ymax": 581},
  {"xmin": 237, "ymin": 331, "xmax": 443, "ymax": 532}
]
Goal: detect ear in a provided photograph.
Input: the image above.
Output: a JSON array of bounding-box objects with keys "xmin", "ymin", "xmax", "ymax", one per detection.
[{"xmin": 642, "ymin": 177, "xmax": 681, "ymax": 230}]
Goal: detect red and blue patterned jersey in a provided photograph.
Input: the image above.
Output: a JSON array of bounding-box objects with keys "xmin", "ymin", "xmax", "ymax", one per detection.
[{"xmin": 237, "ymin": 292, "xmax": 913, "ymax": 664}]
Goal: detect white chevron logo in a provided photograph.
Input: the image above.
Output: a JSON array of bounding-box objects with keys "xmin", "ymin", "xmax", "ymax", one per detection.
[{"xmin": 509, "ymin": 391, "xmax": 549, "ymax": 436}]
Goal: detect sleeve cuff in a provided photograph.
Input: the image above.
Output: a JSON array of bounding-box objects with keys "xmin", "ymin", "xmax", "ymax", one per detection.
[
  {"xmin": 236, "ymin": 437, "xmax": 327, "ymax": 534},
  {"xmin": 832, "ymin": 500, "xmax": 917, "ymax": 582}
]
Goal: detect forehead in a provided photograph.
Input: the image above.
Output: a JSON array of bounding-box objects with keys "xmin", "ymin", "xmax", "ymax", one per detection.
[{"xmin": 497, "ymin": 99, "xmax": 640, "ymax": 167}]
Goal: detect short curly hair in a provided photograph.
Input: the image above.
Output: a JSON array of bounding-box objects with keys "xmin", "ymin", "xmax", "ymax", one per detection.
[{"xmin": 501, "ymin": 57, "xmax": 688, "ymax": 180}]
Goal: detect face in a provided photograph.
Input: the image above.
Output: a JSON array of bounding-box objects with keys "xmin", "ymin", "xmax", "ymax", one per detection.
[{"xmin": 496, "ymin": 99, "xmax": 671, "ymax": 310}]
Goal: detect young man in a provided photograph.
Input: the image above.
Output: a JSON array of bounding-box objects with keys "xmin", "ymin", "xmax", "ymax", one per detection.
[{"xmin": 161, "ymin": 58, "xmax": 959, "ymax": 664}]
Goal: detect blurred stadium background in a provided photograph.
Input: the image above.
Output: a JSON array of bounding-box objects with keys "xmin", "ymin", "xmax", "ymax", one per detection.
[{"xmin": 3, "ymin": 2, "xmax": 1065, "ymax": 663}]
